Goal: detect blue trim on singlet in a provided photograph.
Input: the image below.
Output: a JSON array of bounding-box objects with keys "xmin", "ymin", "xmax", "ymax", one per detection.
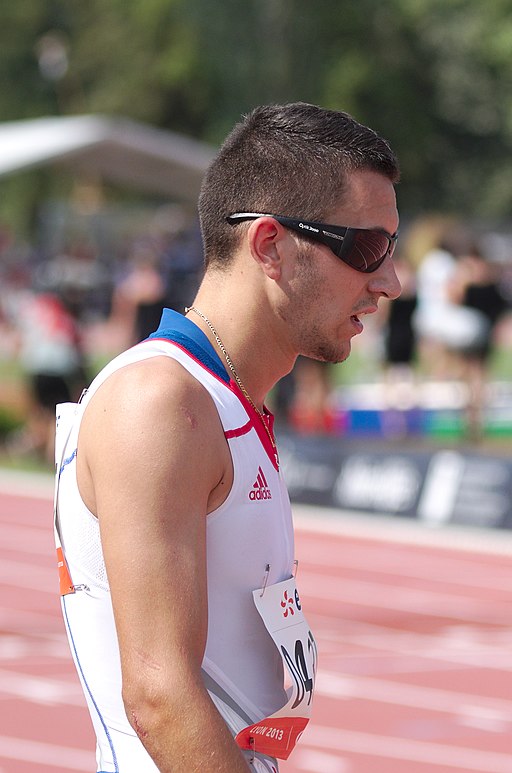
[
  {"xmin": 146, "ymin": 308, "xmax": 230, "ymax": 384},
  {"xmin": 62, "ymin": 597, "xmax": 120, "ymax": 773},
  {"xmin": 59, "ymin": 447, "xmax": 77, "ymax": 479}
]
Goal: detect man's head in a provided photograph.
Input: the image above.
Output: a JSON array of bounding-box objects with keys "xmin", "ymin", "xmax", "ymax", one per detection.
[{"xmin": 198, "ymin": 102, "xmax": 400, "ymax": 269}]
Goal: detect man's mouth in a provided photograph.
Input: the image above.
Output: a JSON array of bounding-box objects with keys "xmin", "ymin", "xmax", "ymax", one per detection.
[
  {"xmin": 350, "ymin": 306, "xmax": 377, "ymax": 333},
  {"xmin": 350, "ymin": 314, "xmax": 364, "ymax": 333}
]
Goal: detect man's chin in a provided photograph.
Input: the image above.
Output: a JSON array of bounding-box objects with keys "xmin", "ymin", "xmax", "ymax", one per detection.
[
  {"xmin": 313, "ymin": 341, "xmax": 351, "ymax": 365},
  {"xmin": 332, "ymin": 339, "xmax": 351, "ymax": 364},
  {"xmin": 335, "ymin": 349, "xmax": 351, "ymax": 365}
]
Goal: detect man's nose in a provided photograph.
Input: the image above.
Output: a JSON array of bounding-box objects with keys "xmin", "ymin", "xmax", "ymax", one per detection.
[{"xmin": 369, "ymin": 256, "xmax": 402, "ymax": 300}]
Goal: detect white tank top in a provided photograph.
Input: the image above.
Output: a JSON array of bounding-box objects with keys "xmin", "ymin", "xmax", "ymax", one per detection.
[{"xmin": 55, "ymin": 313, "xmax": 294, "ymax": 772}]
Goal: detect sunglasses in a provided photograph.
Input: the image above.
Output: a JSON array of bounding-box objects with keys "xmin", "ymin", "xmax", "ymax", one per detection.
[{"xmin": 226, "ymin": 212, "xmax": 398, "ymax": 273}]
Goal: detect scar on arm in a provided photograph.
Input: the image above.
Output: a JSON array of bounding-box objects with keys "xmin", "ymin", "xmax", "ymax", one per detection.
[
  {"xmin": 130, "ymin": 710, "xmax": 148, "ymax": 740},
  {"xmin": 182, "ymin": 406, "xmax": 199, "ymax": 429}
]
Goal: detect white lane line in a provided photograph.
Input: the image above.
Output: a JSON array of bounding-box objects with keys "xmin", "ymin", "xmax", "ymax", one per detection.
[
  {"xmin": 1, "ymin": 524, "xmax": 53, "ymax": 554},
  {"xmin": 0, "ymin": 668, "xmax": 84, "ymax": 706},
  {"xmin": 310, "ymin": 613, "xmax": 512, "ymax": 672},
  {"xmin": 294, "ymin": 505, "xmax": 512, "ymax": 556},
  {"xmin": 0, "ymin": 632, "xmax": 71, "ymax": 663},
  {"xmin": 297, "ymin": 540, "xmax": 512, "ymax": 593},
  {"xmin": 0, "ymin": 604, "xmax": 62, "ymax": 630},
  {"xmin": 0, "ymin": 469, "xmax": 54, "ymax": 500},
  {"xmin": 303, "ymin": 725, "xmax": 512, "ymax": 772},
  {"xmin": 0, "ymin": 735, "xmax": 94, "ymax": 771},
  {"xmin": 316, "ymin": 670, "xmax": 512, "ymax": 728},
  {"xmin": 295, "ymin": 749, "xmax": 351, "ymax": 772},
  {"xmin": 0, "ymin": 558, "xmax": 57, "ymax": 594},
  {"xmin": 301, "ymin": 572, "xmax": 512, "ymax": 625}
]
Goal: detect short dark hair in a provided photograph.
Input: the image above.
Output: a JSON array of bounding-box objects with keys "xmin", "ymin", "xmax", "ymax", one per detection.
[{"xmin": 198, "ymin": 102, "xmax": 400, "ymax": 268}]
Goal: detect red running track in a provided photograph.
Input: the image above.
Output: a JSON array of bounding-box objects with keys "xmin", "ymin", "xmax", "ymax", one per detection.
[{"xmin": 0, "ymin": 470, "xmax": 511, "ymax": 772}]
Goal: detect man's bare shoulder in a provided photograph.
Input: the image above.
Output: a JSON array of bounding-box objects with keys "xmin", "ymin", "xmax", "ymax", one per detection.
[
  {"xmin": 85, "ymin": 354, "xmax": 218, "ymax": 428},
  {"xmin": 78, "ymin": 354, "xmax": 229, "ymax": 510}
]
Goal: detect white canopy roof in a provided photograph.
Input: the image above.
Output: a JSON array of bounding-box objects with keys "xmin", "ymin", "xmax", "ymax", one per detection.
[{"xmin": 0, "ymin": 115, "xmax": 216, "ymax": 204}]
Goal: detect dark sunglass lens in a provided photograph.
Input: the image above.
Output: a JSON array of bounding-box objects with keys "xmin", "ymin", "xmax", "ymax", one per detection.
[{"xmin": 344, "ymin": 230, "xmax": 390, "ymax": 272}]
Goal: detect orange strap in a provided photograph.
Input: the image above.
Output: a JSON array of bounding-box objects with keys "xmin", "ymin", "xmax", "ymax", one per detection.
[{"xmin": 56, "ymin": 546, "xmax": 75, "ymax": 596}]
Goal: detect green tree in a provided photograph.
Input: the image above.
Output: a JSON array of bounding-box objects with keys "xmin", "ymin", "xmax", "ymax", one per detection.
[{"xmin": 3, "ymin": 0, "xmax": 512, "ymax": 221}]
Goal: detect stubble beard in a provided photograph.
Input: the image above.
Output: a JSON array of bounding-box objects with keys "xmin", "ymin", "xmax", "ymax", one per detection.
[
  {"xmin": 283, "ymin": 242, "xmax": 352, "ymax": 365},
  {"xmin": 305, "ymin": 336, "xmax": 351, "ymax": 365}
]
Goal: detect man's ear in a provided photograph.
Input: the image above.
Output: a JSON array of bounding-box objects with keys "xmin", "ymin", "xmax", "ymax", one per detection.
[{"xmin": 247, "ymin": 217, "xmax": 290, "ymax": 280}]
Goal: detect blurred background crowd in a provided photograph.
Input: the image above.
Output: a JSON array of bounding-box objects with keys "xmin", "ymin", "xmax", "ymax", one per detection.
[
  {"xmin": 2, "ymin": 209, "xmax": 512, "ymax": 466},
  {"xmin": 3, "ymin": 1, "xmax": 512, "ymax": 466}
]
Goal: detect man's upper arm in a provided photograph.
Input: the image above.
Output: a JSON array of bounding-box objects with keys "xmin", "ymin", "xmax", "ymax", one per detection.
[{"xmin": 79, "ymin": 356, "xmax": 228, "ymax": 693}]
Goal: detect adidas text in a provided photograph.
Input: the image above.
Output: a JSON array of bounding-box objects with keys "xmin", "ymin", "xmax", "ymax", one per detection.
[{"xmin": 249, "ymin": 488, "xmax": 272, "ymax": 501}]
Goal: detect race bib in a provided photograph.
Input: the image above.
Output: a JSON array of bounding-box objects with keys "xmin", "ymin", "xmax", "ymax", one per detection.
[{"xmin": 235, "ymin": 575, "xmax": 317, "ymax": 760}]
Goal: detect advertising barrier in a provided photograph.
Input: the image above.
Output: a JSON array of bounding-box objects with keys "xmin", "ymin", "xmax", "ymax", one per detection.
[{"xmin": 279, "ymin": 432, "xmax": 512, "ymax": 530}]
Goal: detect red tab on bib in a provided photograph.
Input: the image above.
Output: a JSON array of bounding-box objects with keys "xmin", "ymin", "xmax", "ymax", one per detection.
[
  {"xmin": 57, "ymin": 547, "xmax": 75, "ymax": 596},
  {"xmin": 235, "ymin": 716, "xmax": 309, "ymax": 760}
]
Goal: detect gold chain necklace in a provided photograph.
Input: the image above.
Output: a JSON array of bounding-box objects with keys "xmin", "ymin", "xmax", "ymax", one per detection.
[{"xmin": 185, "ymin": 306, "xmax": 277, "ymax": 458}]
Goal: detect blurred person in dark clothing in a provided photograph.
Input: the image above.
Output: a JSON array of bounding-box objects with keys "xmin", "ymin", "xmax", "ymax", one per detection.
[
  {"xmin": 446, "ymin": 243, "xmax": 509, "ymax": 437},
  {"xmin": 381, "ymin": 252, "xmax": 418, "ymax": 391}
]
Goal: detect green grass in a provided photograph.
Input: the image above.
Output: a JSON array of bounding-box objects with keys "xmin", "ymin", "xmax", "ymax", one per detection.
[{"xmin": 0, "ymin": 450, "xmax": 53, "ymax": 474}]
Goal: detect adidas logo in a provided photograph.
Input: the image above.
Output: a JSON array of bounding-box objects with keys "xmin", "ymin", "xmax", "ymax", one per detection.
[{"xmin": 249, "ymin": 466, "xmax": 272, "ymax": 501}]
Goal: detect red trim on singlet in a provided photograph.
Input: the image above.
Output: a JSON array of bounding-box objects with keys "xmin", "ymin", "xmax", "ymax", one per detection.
[
  {"xmin": 226, "ymin": 379, "xmax": 279, "ymax": 471},
  {"xmin": 224, "ymin": 419, "xmax": 252, "ymax": 439},
  {"xmin": 142, "ymin": 337, "xmax": 280, "ymax": 471}
]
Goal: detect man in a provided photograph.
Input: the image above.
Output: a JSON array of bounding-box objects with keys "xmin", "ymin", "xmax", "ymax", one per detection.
[{"xmin": 54, "ymin": 102, "xmax": 401, "ymax": 772}]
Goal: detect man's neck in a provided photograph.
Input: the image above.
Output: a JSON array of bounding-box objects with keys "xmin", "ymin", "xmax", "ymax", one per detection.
[{"xmin": 186, "ymin": 279, "xmax": 295, "ymax": 411}]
